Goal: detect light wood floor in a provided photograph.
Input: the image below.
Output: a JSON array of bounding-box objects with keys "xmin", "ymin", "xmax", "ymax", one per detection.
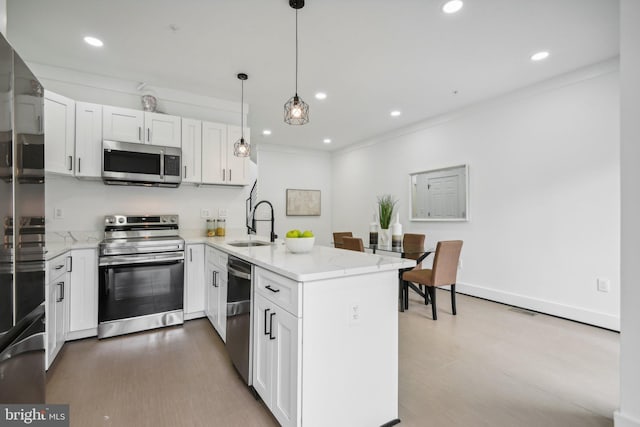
[{"xmin": 47, "ymin": 290, "xmax": 619, "ymax": 427}]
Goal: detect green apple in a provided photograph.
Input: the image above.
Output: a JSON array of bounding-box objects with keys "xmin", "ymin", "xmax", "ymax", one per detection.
[
  {"xmin": 286, "ymin": 229, "xmax": 301, "ymax": 238},
  {"xmin": 301, "ymin": 230, "xmax": 314, "ymax": 238}
]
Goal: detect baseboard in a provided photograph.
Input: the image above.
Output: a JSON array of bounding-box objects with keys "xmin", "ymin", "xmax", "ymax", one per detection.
[
  {"xmin": 184, "ymin": 311, "xmax": 206, "ymax": 321},
  {"xmin": 455, "ymin": 282, "xmax": 620, "ymax": 331},
  {"xmin": 615, "ymin": 410, "xmax": 640, "ymax": 427},
  {"xmin": 66, "ymin": 328, "xmax": 98, "ymax": 341}
]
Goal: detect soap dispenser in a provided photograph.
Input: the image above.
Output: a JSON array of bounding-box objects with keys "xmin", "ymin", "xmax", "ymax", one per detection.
[{"xmin": 391, "ymin": 213, "xmax": 402, "ymax": 248}]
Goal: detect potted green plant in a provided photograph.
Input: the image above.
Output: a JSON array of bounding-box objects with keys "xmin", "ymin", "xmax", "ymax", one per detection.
[{"xmin": 377, "ymin": 194, "xmax": 397, "ymax": 245}]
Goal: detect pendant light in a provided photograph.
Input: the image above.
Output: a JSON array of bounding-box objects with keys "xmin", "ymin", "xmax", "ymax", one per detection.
[
  {"xmin": 284, "ymin": 0, "xmax": 309, "ymax": 125},
  {"xmin": 233, "ymin": 73, "xmax": 250, "ymax": 157}
]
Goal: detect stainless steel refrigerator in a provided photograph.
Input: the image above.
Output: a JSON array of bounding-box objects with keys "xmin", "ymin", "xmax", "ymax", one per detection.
[{"xmin": 0, "ymin": 33, "xmax": 46, "ymax": 404}]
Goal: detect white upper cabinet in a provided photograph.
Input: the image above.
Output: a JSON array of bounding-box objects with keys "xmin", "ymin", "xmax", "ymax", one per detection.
[
  {"xmin": 102, "ymin": 106, "xmax": 144, "ymax": 143},
  {"xmin": 202, "ymin": 121, "xmax": 226, "ymax": 184},
  {"xmin": 181, "ymin": 118, "xmax": 202, "ymax": 183},
  {"xmin": 102, "ymin": 106, "xmax": 181, "ymax": 147},
  {"xmin": 74, "ymin": 102, "xmax": 102, "ymax": 179},
  {"xmin": 201, "ymin": 121, "xmax": 248, "ymax": 186},
  {"xmin": 44, "ymin": 90, "xmax": 75, "ymax": 176},
  {"xmin": 15, "ymin": 94, "xmax": 43, "ymax": 135},
  {"xmin": 226, "ymin": 125, "xmax": 249, "ymax": 186},
  {"xmin": 144, "ymin": 112, "xmax": 181, "ymax": 147}
]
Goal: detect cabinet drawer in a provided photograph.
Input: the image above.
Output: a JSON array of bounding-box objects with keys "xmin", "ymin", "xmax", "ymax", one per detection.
[
  {"xmin": 48, "ymin": 253, "xmax": 69, "ymax": 282},
  {"xmin": 254, "ymin": 267, "xmax": 301, "ymax": 317},
  {"xmin": 206, "ymin": 245, "xmax": 228, "ymax": 269}
]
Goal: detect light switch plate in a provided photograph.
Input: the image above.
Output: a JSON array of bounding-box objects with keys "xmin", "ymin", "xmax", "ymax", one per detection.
[
  {"xmin": 53, "ymin": 207, "xmax": 64, "ymax": 219},
  {"xmin": 218, "ymin": 208, "xmax": 228, "ymax": 218},
  {"xmin": 200, "ymin": 209, "xmax": 211, "ymax": 219}
]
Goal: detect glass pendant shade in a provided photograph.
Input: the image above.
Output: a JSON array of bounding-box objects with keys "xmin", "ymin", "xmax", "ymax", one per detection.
[
  {"xmin": 234, "ymin": 137, "xmax": 250, "ymax": 157},
  {"xmin": 284, "ymin": 94, "xmax": 309, "ymax": 125}
]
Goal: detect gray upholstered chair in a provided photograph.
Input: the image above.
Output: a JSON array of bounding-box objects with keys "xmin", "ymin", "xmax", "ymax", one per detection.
[{"xmin": 402, "ymin": 240, "xmax": 463, "ymax": 320}]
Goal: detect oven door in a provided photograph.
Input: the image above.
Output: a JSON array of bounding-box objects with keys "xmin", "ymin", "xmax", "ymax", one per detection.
[{"xmin": 98, "ymin": 252, "xmax": 184, "ymax": 324}]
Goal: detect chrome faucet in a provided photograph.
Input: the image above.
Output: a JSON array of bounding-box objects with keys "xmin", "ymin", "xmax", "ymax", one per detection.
[{"xmin": 248, "ymin": 200, "xmax": 277, "ymax": 242}]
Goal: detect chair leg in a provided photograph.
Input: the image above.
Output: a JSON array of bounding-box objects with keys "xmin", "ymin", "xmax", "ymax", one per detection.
[
  {"xmin": 424, "ymin": 287, "xmax": 429, "ymax": 305},
  {"xmin": 399, "ymin": 279, "xmax": 404, "ymax": 312},
  {"xmin": 404, "ymin": 281, "xmax": 409, "ymax": 310},
  {"xmin": 429, "ymin": 287, "xmax": 437, "ymax": 320},
  {"xmin": 451, "ymin": 283, "xmax": 457, "ymax": 315}
]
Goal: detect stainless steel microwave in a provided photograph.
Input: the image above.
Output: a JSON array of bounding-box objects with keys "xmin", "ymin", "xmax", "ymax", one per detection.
[{"xmin": 102, "ymin": 140, "xmax": 182, "ymax": 187}]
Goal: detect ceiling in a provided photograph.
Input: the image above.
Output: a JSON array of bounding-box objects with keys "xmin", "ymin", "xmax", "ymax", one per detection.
[{"xmin": 6, "ymin": 0, "xmax": 619, "ymax": 152}]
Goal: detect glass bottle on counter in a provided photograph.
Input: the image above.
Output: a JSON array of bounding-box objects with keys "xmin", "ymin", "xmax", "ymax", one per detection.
[
  {"xmin": 207, "ymin": 219, "xmax": 217, "ymax": 237},
  {"xmin": 216, "ymin": 218, "xmax": 226, "ymax": 236}
]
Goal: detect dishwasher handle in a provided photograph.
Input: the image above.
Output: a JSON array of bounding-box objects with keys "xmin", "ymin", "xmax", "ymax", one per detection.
[{"xmin": 228, "ymin": 265, "xmax": 251, "ymax": 281}]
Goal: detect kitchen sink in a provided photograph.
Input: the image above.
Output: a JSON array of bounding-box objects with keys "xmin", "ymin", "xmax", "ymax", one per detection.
[{"xmin": 227, "ymin": 240, "xmax": 272, "ymax": 247}]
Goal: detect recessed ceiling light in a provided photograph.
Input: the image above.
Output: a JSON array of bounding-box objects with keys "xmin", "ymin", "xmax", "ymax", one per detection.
[
  {"xmin": 83, "ymin": 36, "xmax": 103, "ymax": 47},
  {"xmin": 315, "ymin": 92, "xmax": 327, "ymax": 100},
  {"xmin": 530, "ymin": 51, "xmax": 550, "ymax": 61},
  {"xmin": 442, "ymin": 0, "xmax": 464, "ymax": 14},
  {"xmin": 262, "ymin": 129, "xmax": 272, "ymax": 136},
  {"xmin": 323, "ymin": 138, "xmax": 332, "ymax": 144},
  {"xmin": 390, "ymin": 110, "xmax": 401, "ymax": 117}
]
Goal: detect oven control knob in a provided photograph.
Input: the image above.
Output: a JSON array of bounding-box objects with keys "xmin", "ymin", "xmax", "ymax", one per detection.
[
  {"xmin": 170, "ymin": 217, "xmax": 176, "ymax": 223},
  {"xmin": 117, "ymin": 217, "xmax": 125, "ymax": 224},
  {"xmin": 161, "ymin": 217, "xmax": 167, "ymax": 223},
  {"xmin": 106, "ymin": 217, "xmax": 115, "ymax": 224}
]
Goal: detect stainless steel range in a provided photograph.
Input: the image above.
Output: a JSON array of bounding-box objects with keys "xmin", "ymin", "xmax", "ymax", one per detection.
[{"xmin": 98, "ymin": 214, "xmax": 185, "ymax": 339}]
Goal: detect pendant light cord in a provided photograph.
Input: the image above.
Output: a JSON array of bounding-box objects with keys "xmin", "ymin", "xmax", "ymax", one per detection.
[
  {"xmin": 295, "ymin": 9, "xmax": 299, "ymax": 96},
  {"xmin": 241, "ymin": 79, "xmax": 244, "ymax": 140}
]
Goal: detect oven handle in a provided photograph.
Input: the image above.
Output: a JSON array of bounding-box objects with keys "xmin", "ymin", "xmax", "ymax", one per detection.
[
  {"xmin": 99, "ymin": 253, "xmax": 185, "ymax": 267},
  {"xmin": 100, "ymin": 245, "xmax": 184, "ymax": 256}
]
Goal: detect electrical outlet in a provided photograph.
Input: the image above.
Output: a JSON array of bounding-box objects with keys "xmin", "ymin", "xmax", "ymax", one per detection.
[
  {"xmin": 200, "ymin": 209, "xmax": 211, "ymax": 219},
  {"xmin": 349, "ymin": 303, "xmax": 361, "ymax": 325},
  {"xmin": 218, "ymin": 208, "xmax": 228, "ymax": 218},
  {"xmin": 597, "ymin": 278, "xmax": 610, "ymax": 293},
  {"xmin": 54, "ymin": 207, "xmax": 64, "ymax": 219}
]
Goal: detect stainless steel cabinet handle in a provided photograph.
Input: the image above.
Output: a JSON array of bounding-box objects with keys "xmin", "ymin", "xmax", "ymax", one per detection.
[
  {"xmin": 66, "ymin": 256, "xmax": 72, "ymax": 272},
  {"xmin": 5, "ymin": 153, "xmax": 9, "ymax": 167},
  {"xmin": 189, "ymin": 248, "xmax": 193, "ymax": 262},
  {"xmin": 37, "ymin": 115, "xmax": 42, "ymax": 133},
  {"xmin": 212, "ymin": 270, "xmax": 218, "ymax": 287},
  {"xmin": 184, "ymin": 165, "xmax": 187, "ymax": 178},
  {"xmin": 269, "ymin": 312, "xmax": 276, "ymax": 340},
  {"xmin": 147, "ymin": 128, "xmax": 151, "ymax": 143},
  {"xmin": 229, "ymin": 169, "xmax": 232, "ymax": 181},
  {"xmin": 264, "ymin": 308, "xmax": 271, "ymax": 336},
  {"xmin": 138, "ymin": 126, "xmax": 142, "ymax": 141},
  {"xmin": 265, "ymin": 285, "xmax": 280, "ymax": 293},
  {"xmin": 77, "ymin": 157, "xmax": 81, "ymax": 173},
  {"xmin": 57, "ymin": 282, "xmax": 64, "ymax": 302},
  {"xmin": 68, "ymin": 155, "xmax": 73, "ymax": 171},
  {"xmin": 54, "ymin": 264, "xmax": 64, "ymax": 270}
]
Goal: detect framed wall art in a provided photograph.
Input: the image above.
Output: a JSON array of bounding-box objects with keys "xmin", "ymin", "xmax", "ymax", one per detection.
[{"xmin": 286, "ymin": 189, "xmax": 321, "ymax": 216}]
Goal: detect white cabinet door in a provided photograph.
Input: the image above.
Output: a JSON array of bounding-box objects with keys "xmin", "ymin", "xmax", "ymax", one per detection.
[
  {"xmin": 185, "ymin": 244, "xmax": 205, "ymax": 315},
  {"xmin": 144, "ymin": 112, "xmax": 181, "ymax": 147},
  {"xmin": 226, "ymin": 125, "xmax": 249, "ymax": 185},
  {"xmin": 201, "ymin": 121, "xmax": 226, "ymax": 184},
  {"xmin": 75, "ymin": 102, "xmax": 102, "ymax": 178},
  {"xmin": 68, "ymin": 249, "xmax": 98, "ymax": 333},
  {"xmin": 253, "ymin": 293, "xmax": 273, "ymax": 402},
  {"xmin": 270, "ymin": 305, "xmax": 300, "ymax": 427},
  {"xmin": 44, "ymin": 91, "xmax": 75, "ymax": 175},
  {"xmin": 103, "ymin": 105, "xmax": 144, "ymax": 143},
  {"xmin": 15, "ymin": 94, "xmax": 43, "ymax": 134},
  {"xmin": 217, "ymin": 272, "xmax": 227, "ymax": 343},
  {"xmin": 46, "ymin": 283, "xmax": 57, "ymax": 369},
  {"xmin": 181, "ymin": 118, "xmax": 202, "ymax": 183}
]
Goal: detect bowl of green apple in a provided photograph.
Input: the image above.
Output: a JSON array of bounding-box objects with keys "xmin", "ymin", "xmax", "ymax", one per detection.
[{"xmin": 285, "ymin": 230, "xmax": 315, "ymax": 253}]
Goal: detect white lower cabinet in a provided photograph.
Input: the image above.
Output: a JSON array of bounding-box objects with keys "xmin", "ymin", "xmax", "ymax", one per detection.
[
  {"xmin": 46, "ymin": 253, "xmax": 69, "ymax": 369},
  {"xmin": 205, "ymin": 247, "xmax": 227, "ymax": 341},
  {"xmin": 185, "ymin": 244, "xmax": 205, "ymax": 319},
  {"xmin": 67, "ymin": 249, "xmax": 98, "ymax": 339},
  {"xmin": 253, "ymin": 276, "xmax": 301, "ymax": 427}
]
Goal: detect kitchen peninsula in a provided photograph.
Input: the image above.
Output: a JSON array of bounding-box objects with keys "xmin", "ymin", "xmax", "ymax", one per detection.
[{"xmin": 185, "ymin": 233, "xmax": 415, "ymax": 427}]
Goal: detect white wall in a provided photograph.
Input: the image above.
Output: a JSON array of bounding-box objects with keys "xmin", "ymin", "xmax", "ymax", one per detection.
[
  {"xmin": 615, "ymin": 0, "xmax": 640, "ymax": 425},
  {"xmin": 0, "ymin": 0, "xmax": 6, "ymax": 36},
  {"xmin": 332, "ymin": 62, "xmax": 620, "ymax": 330},
  {"xmin": 256, "ymin": 144, "xmax": 332, "ymax": 245},
  {"xmin": 37, "ymin": 65, "xmax": 257, "ymax": 236}
]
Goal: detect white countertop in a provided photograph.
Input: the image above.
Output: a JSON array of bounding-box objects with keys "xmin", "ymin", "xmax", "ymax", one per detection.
[
  {"xmin": 182, "ymin": 231, "xmax": 416, "ymax": 282},
  {"xmin": 45, "ymin": 232, "xmax": 101, "ymax": 260}
]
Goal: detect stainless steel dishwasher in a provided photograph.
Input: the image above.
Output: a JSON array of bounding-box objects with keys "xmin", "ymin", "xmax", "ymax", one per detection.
[{"xmin": 226, "ymin": 256, "xmax": 252, "ymax": 384}]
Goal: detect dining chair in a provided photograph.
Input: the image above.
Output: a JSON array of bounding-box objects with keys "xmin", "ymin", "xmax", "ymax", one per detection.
[
  {"xmin": 401, "ymin": 240, "xmax": 463, "ymax": 320},
  {"xmin": 333, "ymin": 232, "xmax": 353, "ymax": 249},
  {"xmin": 342, "ymin": 236, "xmax": 365, "ymax": 252},
  {"xmin": 400, "ymin": 233, "xmax": 426, "ymax": 304}
]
